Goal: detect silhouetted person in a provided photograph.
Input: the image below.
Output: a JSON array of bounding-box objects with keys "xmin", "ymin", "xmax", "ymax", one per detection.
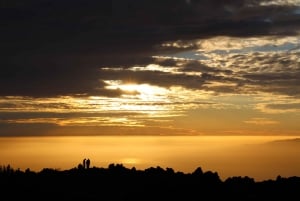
[
  {"xmin": 86, "ymin": 159, "xmax": 90, "ymax": 169},
  {"xmin": 83, "ymin": 158, "xmax": 86, "ymax": 169}
]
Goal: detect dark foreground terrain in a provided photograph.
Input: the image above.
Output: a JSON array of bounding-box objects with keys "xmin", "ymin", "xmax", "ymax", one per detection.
[{"xmin": 1, "ymin": 164, "xmax": 299, "ymax": 201}]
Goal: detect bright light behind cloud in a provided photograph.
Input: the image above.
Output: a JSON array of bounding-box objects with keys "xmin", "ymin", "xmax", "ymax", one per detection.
[
  {"xmin": 259, "ymin": 0, "xmax": 300, "ymax": 6},
  {"xmin": 104, "ymin": 80, "xmax": 168, "ymax": 101},
  {"xmin": 196, "ymin": 36, "xmax": 300, "ymax": 52}
]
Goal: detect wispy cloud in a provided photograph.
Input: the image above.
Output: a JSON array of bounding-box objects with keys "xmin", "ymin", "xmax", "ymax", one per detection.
[
  {"xmin": 244, "ymin": 118, "xmax": 279, "ymax": 125},
  {"xmin": 256, "ymin": 101, "xmax": 300, "ymax": 113}
]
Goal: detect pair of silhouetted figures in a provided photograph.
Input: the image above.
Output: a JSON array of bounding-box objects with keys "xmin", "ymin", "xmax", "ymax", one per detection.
[{"xmin": 83, "ymin": 158, "xmax": 90, "ymax": 169}]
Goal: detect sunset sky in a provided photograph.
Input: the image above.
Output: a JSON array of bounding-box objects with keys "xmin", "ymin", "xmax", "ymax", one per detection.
[{"xmin": 1, "ymin": 0, "xmax": 300, "ymax": 136}]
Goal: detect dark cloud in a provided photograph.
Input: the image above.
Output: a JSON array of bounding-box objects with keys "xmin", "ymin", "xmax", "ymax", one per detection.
[
  {"xmin": 182, "ymin": 60, "xmax": 233, "ymax": 75},
  {"xmin": 0, "ymin": 122, "xmax": 58, "ymax": 136},
  {"xmin": 155, "ymin": 58, "xmax": 178, "ymax": 67},
  {"xmin": 243, "ymin": 71, "xmax": 300, "ymax": 96},
  {"xmin": 0, "ymin": 111, "xmax": 141, "ymax": 121},
  {"xmin": 99, "ymin": 68, "xmax": 204, "ymax": 89},
  {"xmin": 1, "ymin": 0, "xmax": 300, "ymax": 97}
]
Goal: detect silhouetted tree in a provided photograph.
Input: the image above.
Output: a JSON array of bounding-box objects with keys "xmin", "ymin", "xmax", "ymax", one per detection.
[
  {"xmin": 192, "ymin": 167, "xmax": 203, "ymax": 176},
  {"xmin": 78, "ymin": 163, "xmax": 84, "ymax": 170},
  {"xmin": 25, "ymin": 168, "xmax": 31, "ymax": 173},
  {"xmin": 166, "ymin": 167, "xmax": 174, "ymax": 174}
]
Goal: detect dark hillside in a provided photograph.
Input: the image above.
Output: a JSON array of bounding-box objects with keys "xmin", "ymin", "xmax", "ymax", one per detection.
[{"xmin": 1, "ymin": 164, "xmax": 299, "ymax": 201}]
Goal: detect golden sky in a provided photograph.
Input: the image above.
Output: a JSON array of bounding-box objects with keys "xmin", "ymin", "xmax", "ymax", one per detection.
[{"xmin": 1, "ymin": 136, "xmax": 299, "ymax": 181}]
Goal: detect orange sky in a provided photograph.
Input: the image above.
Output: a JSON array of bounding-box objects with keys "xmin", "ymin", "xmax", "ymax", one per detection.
[{"xmin": 1, "ymin": 136, "xmax": 299, "ymax": 181}]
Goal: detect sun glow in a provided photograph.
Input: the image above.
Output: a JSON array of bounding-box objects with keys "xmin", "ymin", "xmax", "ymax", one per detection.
[
  {"xmin": 104, "ymin": 80, "xmax": 169, "ymax": 101},
  {"xmin": 120, "ymin": 157, "xmax": 140, "ymax": 166},
  {"xmin": 119, "ymin": 83, "xmax": 166, "ymax": 95}
]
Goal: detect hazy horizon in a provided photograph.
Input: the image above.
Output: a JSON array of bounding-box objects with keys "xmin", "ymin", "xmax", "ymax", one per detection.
[{"xmin": 1, "ymin": 135, "xmax": 300, "ymax": 182}]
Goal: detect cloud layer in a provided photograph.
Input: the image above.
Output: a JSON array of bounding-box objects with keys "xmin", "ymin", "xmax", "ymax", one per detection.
[
  {"xmin": 1, "ymin": 0, "xmax": 300, "ymax": 97},
  {"xmin": 1, "ymin": 1, "xmax": 300, "ymax": 135}
]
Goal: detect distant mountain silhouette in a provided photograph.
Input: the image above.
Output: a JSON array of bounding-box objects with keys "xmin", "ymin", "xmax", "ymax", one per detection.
[
  {"xmin": 267, "ymin": 138, "xmax": 300, "ymax": 146},
  {"xmin": 1, "ymin": 163, "xmax": 299, "ymax": 201}
]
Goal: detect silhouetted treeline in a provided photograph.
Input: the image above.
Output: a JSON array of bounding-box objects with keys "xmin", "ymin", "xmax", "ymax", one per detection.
[{"xmin": 1, "ymin": 163, "xmax": 299, "ymax": 201}]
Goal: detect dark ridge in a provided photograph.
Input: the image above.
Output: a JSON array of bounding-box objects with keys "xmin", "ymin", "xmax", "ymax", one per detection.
[
  {"xmin": 267, "ymin": 138, "xmax": 300, "ymax": 145},
  {"xmin": 1, "ymin": 163, "xmax": 299, "ymax": 201}
]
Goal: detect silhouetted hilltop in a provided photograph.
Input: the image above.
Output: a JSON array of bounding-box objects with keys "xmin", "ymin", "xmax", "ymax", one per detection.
[
  {"xmin": 267, "ymin": 138, "xmax": 300, "ymax": 146},
  {"xmin": 1, "ymin": 163, "xmax": 299, "ymax": 201}
]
